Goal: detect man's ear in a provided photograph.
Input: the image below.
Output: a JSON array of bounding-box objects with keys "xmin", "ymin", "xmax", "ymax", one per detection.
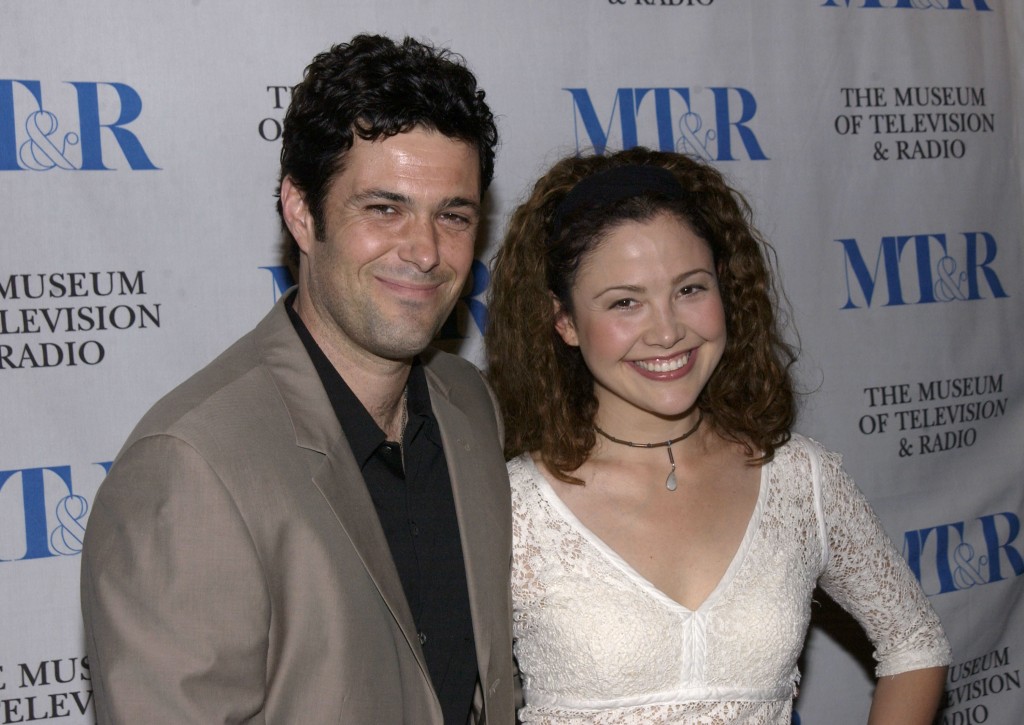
[
  {"xmin": 280, "ymin": 176, "xmax": 316, "ymax": 254},
  {"xmin": 552, "ymin": 295, "xmax": 579, "ymax": 347}
]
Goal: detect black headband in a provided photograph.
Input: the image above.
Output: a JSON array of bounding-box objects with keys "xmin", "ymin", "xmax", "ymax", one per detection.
[{"xmin": 549, "ymin": 164, "xmax": 685, "ymax": 242}]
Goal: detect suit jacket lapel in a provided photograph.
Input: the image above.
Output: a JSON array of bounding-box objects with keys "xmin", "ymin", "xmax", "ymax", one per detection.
[
  {"xmin": 253, "ymin": 297, "xmax": 432, "ymax": 688},
  {"xmin": 425, "ymin": 368, "xmax": 506, "ymax": 689}
]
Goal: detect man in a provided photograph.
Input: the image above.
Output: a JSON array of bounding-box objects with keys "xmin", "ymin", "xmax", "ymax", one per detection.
[{"xmin": 81, "ymin": 35, "xmax": 514, "ymax": 723}]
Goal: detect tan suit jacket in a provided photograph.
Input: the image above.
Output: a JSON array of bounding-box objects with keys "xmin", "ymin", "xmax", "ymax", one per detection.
[{"xmin": 81, "ymin": 297, "xmax": 515, "ymax": 723}]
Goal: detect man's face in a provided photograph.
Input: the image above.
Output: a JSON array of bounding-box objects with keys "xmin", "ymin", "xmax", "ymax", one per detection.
[{"xmin": 283, "ymin": 127, "xmax": 481, "ymax": 366}]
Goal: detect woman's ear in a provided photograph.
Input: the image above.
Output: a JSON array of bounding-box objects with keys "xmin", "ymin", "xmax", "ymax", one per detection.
[{"xmin": 552, "ymin": 294, "xmax": 579, "ymax": 347}]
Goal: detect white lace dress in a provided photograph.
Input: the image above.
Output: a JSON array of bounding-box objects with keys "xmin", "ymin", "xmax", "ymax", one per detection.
[{"xmin": 510, "ymin": 435, "xmax": 951, "ymax": 724}]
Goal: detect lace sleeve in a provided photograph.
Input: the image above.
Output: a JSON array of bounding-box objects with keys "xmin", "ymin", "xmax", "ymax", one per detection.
[{"xmin": 814, "ymin": 442, "xmax": 952, "ymax": 677}]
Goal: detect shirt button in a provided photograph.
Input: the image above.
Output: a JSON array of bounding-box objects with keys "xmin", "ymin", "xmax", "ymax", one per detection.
[
  {"xmin": 418, "ymin": 631, "xmax": 427, "ymax": 645},
  {"xmin": 410, "ymin": 521, "xmax": 420, "ymax": 536}
]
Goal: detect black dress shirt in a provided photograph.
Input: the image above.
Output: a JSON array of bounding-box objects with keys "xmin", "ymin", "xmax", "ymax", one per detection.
[{"xmin": 287, "ymin": 302, "xmax": 477, "ymax": 723}]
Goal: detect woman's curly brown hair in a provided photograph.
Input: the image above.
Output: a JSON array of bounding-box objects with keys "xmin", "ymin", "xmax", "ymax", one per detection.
[{"xmin": 486, "ymin": 147, "xmax": 797, "ymax": 482}]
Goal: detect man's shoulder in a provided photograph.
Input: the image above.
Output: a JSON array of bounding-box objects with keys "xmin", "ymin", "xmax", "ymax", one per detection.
[
  {"xmin": 420, "ymin": 348, "xmax": 490, "ymax": 399},
  {"xmin": 420, "ymin": 348, "xmax": 504, "ymax": 441},
  {"xmin": 128, "ymin": 323, "xmax": 279, "ymax": 447},
  {"xmin": 421, "ymin": 346, "xmax": 482, "ymax": 378}
]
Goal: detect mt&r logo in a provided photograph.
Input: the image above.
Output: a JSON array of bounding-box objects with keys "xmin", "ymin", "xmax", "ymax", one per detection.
[
  {"xmin": 822, "ymin": 0, "xmax": 991, "ymax": 9},
  {"xmin": 567, "ymin": 87, "xmax": 767, "ymax": 161},
  {"xmin": 0, "ymin": 80, "xmax": 158, "ymax": 171},
  {"xmin": 836, "ymin": 231, "xmax": 1007, "ymax": 309},
  {"xmin": 0, "ymin": 463, "xmax": 108, "ymax": 562},
  {"xmin": 904, "ymin": 511, "xmax": 1023, "ymax": 595}
]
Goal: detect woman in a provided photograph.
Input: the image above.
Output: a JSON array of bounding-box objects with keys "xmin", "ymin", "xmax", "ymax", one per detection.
[{"xmin": 486, "ymin": 147, "xmax": 950, "ymax": 723}]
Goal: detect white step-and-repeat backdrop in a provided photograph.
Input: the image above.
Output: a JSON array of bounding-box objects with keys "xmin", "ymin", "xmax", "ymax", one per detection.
[{"xmin": 2, "ymin": 2, "xmax": 1022, "ymax": 723}]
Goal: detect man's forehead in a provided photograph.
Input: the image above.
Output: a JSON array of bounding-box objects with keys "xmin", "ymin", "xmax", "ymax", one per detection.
[
  {"xmin": 349, "ymin": 126, "xmax": 477, "ymax": 155},
  {"xmin": 335, "ymin": 129, "xmax": 481, "ymax": 196}
]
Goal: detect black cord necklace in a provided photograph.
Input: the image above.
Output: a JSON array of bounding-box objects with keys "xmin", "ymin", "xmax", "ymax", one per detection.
[{"xmin": 594, "ymin": 410, "xmax": 704, "ymax": 491}]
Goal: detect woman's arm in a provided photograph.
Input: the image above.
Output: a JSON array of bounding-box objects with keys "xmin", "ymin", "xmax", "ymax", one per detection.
[
  {"xmin": 868, "ymin": 665, "xmax": 947, "ymax": 725},
  {"xmin": 809, "ymin": 441, "xmax": 951, "ymax": 723}
]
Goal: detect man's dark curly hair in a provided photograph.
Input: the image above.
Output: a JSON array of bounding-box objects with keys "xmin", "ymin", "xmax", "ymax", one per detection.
[
  {"xmin": 276, "ymin": 34, "xmax": 498, "ymax": 264},
  {"xmin": 486, "ymin": 147, "xmax": 797, "ymax": 482}
]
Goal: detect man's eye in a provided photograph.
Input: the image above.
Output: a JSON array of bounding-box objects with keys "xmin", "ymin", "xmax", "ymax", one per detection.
[{"xmin": 440, "ymin": 212, "xmax": 472, "ymax": 230}]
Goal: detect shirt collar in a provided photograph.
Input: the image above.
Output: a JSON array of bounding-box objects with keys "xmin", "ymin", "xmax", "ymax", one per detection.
[{"xmin": 286, "ymin": 300, "xmax": 439, "ymax": 466}]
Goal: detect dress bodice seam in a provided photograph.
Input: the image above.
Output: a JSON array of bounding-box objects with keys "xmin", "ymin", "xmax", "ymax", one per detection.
[{"xmin": 522, "ymin": 682, "xmax": 796, "ymax": 711}]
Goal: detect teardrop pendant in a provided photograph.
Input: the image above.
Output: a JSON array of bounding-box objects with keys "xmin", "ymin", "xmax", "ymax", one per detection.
[{"xmin": 665, "ymin": 445, "xmax": 678, "ymax": 491}]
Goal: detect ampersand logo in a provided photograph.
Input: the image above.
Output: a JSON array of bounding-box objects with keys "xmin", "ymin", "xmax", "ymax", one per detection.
[
  {"xmin": 49, "ymin": 494, "xmax": 90, "ymax": 556},
  {"xmin": 933, "ymin": 255, "xmax": 970, "ymax": 302},
  {"xmin": 676, "ymin": 111, "xmax": 717, "ymax": 160},
  {"xmin": 19, "ymin": 108, "xmax": 80, "ymax": 170}
]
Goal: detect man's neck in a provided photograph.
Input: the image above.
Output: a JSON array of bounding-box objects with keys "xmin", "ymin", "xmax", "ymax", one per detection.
[{"xmin": 292, "ymin": 296, "xmax": 411, "ymax": 437}]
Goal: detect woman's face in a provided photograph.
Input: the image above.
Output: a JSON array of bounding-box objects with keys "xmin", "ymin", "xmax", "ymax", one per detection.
[{"xmin": 554, "ymin": 212, "xmax": 726, "ymax": 428}]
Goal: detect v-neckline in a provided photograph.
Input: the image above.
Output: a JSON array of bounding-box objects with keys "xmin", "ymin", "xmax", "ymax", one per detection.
[{"xmin": 524, "ymin": 454, "xmax": 768, "ymax": 614}]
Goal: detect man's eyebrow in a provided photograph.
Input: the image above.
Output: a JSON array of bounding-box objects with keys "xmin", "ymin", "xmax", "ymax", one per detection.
[
  {"xmin": 439, "ymin": 196, "xmax": 481, "ymax": 213},
  {"xmin": 350, "ymin": 189, "xmax": 481, "ymax": 214},
  {"xmin": 350, "ymin": 188, "xmax": 409, "ymax": 205}
]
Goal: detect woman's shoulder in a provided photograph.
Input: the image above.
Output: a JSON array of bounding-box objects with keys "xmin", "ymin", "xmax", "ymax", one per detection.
[
  {"xmin": 757, "ymin": 434, "xmax": 845, "ymax": 506},
  {"xmin": 507, "ymin": 452, "xmax": 547, "ymax": 503},
  {"xmin": 506, "ymin": 451, "xmax": 535, "ymax": 481},
  {"xmin": 769, "ymin": 433, "xmax": 845, "ymax": 471}
]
